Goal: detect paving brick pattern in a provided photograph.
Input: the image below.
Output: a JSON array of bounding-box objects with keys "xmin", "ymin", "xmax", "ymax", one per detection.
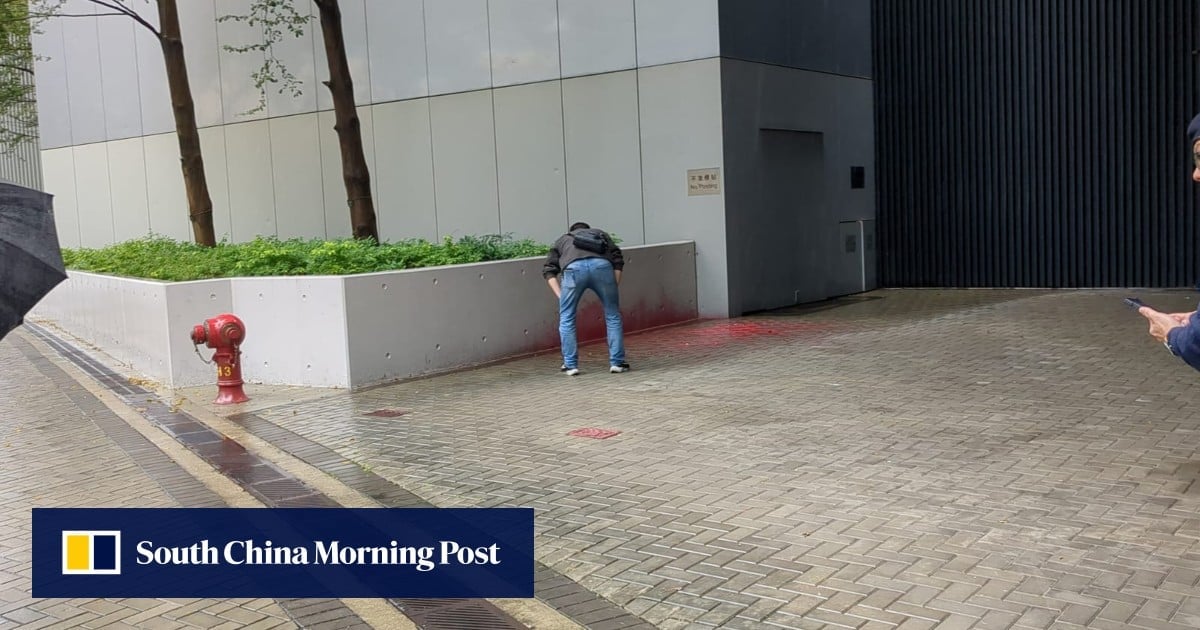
[
  {"xmin": 232, "ymin": 410, "xmax": 654, "ymax": 629},
  {"xmin": 251, "ymin": 289, "xmax": 1200, "ymax": 629},
  {"xmin": 0, "ymin": 334, "xmax": 299, "ymax": 629}
]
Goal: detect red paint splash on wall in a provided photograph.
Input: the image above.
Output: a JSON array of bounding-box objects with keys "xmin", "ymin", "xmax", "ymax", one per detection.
[{"xmin": 529, "ymin": 289, "xmax": 698, "ymax": 354}]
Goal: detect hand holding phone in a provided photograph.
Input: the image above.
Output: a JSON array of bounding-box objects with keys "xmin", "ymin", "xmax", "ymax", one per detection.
[{"xmin": 1124, "ymin": 297, "xmax": 1157, "ymax": 312}]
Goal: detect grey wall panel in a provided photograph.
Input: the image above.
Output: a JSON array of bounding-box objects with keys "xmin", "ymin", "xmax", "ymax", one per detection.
[
  {"xmin": 61, "ymin": 1, "xmax": 105, "ymax": 146},
  {"xmin": 133, "ymin": 4, "xmax": 173, "ymax": 137},
  {"xmin": 225, "ymin": 120, "xmax": 277, "ymax": 240},
  {"xmin": 41, "ymin": 148, "xmax": 79, "ymax": 248},
  {"xmin": 270, "ymin": 114, "xmax": 326, "ymax": 239},
  {"xmin": 558, "ymin": 0, "xmax": 636, "ymax": 78},
  {"xmin": 717, "ymin": 0, "xmax": 871, "ymax": 79},
  {"xmin": 198, "ymin": 127, "xmax": 234, "ymax": 242},
  {"xmin": 720, "ymin": 59, "xmax": 875, "ymax": 314},
  {"xmin": 429, "ymin": 91, "xmax": 499, "ymax": 237},
  {"xmin": 562, "ymin": 71, "xmax": 644, "ymax": 245},
  {"xmin": 834, "ymin": 220, "xmax": 864, "ymax": 295},
  {"xmin": 493, "ymin": 81, "xmax": 567, "ymax": 243},
  {"xmin": 634, "ymin": 0, "xmax": 720, "ymax": 67},
  {"xmin": 736, "ymin": 66, "xmax": 875, "ymax": 229},
  {"xmin": 106, "ymin": 138, "xmax": 151, "ymax": 242},
  {"xmin": 143, "ymin": 132, "xmax": 191, "ymax": 242},
  {"xmin": 874, "ymin": 0, "xmax": 1200, "ymax": 288},
  {"xmin": 488, "ymin": 0, "xmax": 561, "ymax": 87},
  {"xmin": 96, "ymin": 16, "xmax": 143, "ymax": 141},
  {"xmin": 638, "ymin": 59, "xmax": 727, "ymax": 317},
  {"xmin": 72, "ymin": 144, "xmax": 115, "ymax": 248},
  {"xmin": 179, "ymin": 0, "xmax": 226, "ymax": 127},
  {"xmin": 230, "ymin": 276, "xmax": 349, "ymax": 386},
  {"xmin": 862, "ymin": 218, "xmax": 876, "ymax": 290},
  {"xmin": 372, "ymin": 99, "xmax": 438, "ymax": 241},
  {"xmin": 318, "ymin": 108, "xmax": 349, "ymax": 239},
  {"xmin": 32, "ymin": 18, "xmax": 71, "ymax": 150},
  {"xmin": 365, "ymin": 0, "xmax": 429, "ymax": 102},
  {"xmin": 754, "ymin": 130, "xmax": 831, "ymax": 308},
  {"xmin": 424, "ymin": 0, "xmax": 492, "ymax": 95}
]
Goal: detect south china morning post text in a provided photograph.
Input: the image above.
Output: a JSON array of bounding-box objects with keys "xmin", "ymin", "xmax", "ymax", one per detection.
[
  {"xmin": 33, "ymin": 507, "xmax": 534, "ymax": 598},
  {"xmin": 135, "ymin": 538, "xmax": 501, "ymax": 571}
]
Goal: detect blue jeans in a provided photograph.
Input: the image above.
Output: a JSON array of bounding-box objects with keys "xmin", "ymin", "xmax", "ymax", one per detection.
[{"xmin": 558, "ymin": 257, "xmax": 625, "ymax": 369}]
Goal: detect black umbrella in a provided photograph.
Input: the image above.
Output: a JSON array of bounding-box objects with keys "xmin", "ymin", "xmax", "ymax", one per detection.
[{"xmin": 0, "ymin": 181, "xmax": 66, "ymax": 342}]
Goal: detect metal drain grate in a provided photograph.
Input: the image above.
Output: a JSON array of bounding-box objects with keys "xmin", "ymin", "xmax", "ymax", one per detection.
[
  {"xmin": 755, "ymin": 294, "xmax": 884, "ymax": 317},
  {"xmin": 390, "ymin": 598, "xmax": 460, "ymax": 613},
  {"xmin": 249, "ymin": 478, "xmax": 318, "ymax": 502},
  {"xmin": 365, "ymin": 408, "xmax": 409, "ymax": 417},
  {"xmin": 392, "ymin": 598, "xmax": 526, "ymax": 629}
]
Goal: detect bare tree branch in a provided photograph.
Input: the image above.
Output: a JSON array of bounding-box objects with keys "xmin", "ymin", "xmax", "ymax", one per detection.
[
  {"xmin": 83, "ymin": 0, "xmax": 161, "ymax": 38},
  {"xmin": 0, "ymin": 64, "xmax": 34, "ymax": 76},
  {"xmin": 30, "ymin": 12, "xmax": 125, "ymax": 18}
]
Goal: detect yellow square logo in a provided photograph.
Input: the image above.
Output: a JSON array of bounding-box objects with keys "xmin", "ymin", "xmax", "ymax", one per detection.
[{"xmin": 61, "ymin": 531, "xmax": 121, "ymax": 575}]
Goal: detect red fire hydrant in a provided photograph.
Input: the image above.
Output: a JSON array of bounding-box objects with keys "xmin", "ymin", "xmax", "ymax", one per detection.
[{"xmin": 190, "ymin": 313, "xmax": 249, "ymax": 405}]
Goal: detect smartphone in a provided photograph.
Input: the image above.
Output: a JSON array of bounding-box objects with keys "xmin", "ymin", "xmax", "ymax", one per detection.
[{"xmin": 1124, "ymin": 297, "xmax": 1156, "ymax": 311}]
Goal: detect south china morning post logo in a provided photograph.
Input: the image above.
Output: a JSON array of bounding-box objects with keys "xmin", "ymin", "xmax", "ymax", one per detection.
[
  {"xmin": 62, "ymin": 531, "xmax": 498, "ymax": 574},
  {"xmin": 61, "ymin": 531, "xmax": 121, "ymax": 575},
  {"xmin": 34, "ymin": 507, "xmax": 534, "ymax": 598}
]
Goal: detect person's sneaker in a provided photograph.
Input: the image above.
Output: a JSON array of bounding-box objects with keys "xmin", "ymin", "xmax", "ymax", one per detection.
[
  {"xmin": 609, "ymin": 363, "xmax": 630, "ymax": 373},
  {"xmin": 564, "ymin": 367, "xmax": 580, "ymax": 376}
]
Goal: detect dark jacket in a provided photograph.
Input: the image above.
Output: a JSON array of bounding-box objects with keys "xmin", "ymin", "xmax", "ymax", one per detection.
[
  {"xmin": 1167, "ymin": 311, "xmax": 1200, "ymax": 371},
  {"xmin": 541, "ymin": 229, "xmax": 624, "ymax": 279}
]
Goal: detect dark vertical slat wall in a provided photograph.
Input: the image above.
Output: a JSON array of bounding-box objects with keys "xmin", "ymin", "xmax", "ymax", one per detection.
[{"xmin": 873, "ymin": 1, "xmax": 1200, "ymax": 287}]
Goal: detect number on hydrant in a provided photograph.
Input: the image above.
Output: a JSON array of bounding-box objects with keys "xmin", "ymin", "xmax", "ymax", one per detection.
[{"xmin": 191, "ymin": 314, "xmax": 249, "ymax": 405}]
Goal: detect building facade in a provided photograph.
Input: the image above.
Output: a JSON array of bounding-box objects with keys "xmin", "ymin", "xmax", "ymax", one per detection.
[
  {"xmin": 874, "ymin": 0, "xmax": 1200, "ymax": 288},
  {"xmin": 33, "ymin": 0, "xmax": 874, "ymax": 317}
]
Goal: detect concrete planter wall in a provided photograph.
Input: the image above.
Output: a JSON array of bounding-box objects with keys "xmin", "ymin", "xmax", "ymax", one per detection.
[{"xmin": 31, "ymin": 242, "xmax": 697, "ymax": 389}]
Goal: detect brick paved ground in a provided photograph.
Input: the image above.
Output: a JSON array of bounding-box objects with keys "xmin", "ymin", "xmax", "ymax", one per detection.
[
  {"xmin": 0, "ymin": 334, "xmax": 299, "ymax": 629},
  {"xmin": 239, "ymin": 289, "xmax": 1200, "ymax": 629},
  {"xmin": 6, "ymin": 288, "xmax": 1200, "ymax": 629}
]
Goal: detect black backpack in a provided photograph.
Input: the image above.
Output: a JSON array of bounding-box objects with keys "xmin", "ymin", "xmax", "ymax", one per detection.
[{"xmin": 571, "ymin": 228, "xmax": 608, "ymax": 254}]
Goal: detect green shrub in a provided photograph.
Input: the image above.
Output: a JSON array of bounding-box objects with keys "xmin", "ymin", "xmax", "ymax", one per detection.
[{"xmin": 62, "ymin": 234, "xmax": 552, "ymax": 281}]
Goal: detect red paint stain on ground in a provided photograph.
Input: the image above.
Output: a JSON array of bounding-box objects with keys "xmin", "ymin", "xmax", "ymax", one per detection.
[
  {"xmin": 527, "ymin": 291, "xmax": 846, "ymax": 363},
  {"xmin": 568, "ymin": 428, "xmax": 622, "ymax": 439},
  {"xmin": 615, "ymin": 316, "xmax": 851, "ymax": 363}
]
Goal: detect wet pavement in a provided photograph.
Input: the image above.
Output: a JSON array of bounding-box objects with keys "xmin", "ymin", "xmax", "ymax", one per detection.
[
  {"xmin": 6, "ymin": 288, "xmax": 1200, "ymax": 629},
  {"xmin": 0, "ymin": 333, "xmax": 302, "ymax": 629}
]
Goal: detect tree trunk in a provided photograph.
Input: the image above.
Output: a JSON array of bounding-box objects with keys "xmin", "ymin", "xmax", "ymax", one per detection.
[
  {"xmin": 156, "ymin": 0, "xmax": 216, "ymax": 247},
  {"xmin": 314, "ymin": 0, "xmax": 378, "ymax": 242}
]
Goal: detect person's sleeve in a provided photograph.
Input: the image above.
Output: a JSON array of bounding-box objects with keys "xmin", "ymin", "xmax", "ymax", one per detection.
[
  {"xmin": 542, "ymin": 239, "xmax": 562, "ymax": 279},
  {"xmin": 1166, "ymin": 311, "xmax": 1200, "ymax": 371},
  {"xmin": 606, "ymin": 234, "xmax": 624, "ymax": 271}
]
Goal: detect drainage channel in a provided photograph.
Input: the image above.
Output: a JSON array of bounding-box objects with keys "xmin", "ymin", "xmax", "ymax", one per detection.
[
  {"xmin": 25, "ymin": 323, "xmax": 528, "ymax": 630},
  {"xmin": 230, "ymin": 412, "xmax": 657, "ymax": 630}
]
